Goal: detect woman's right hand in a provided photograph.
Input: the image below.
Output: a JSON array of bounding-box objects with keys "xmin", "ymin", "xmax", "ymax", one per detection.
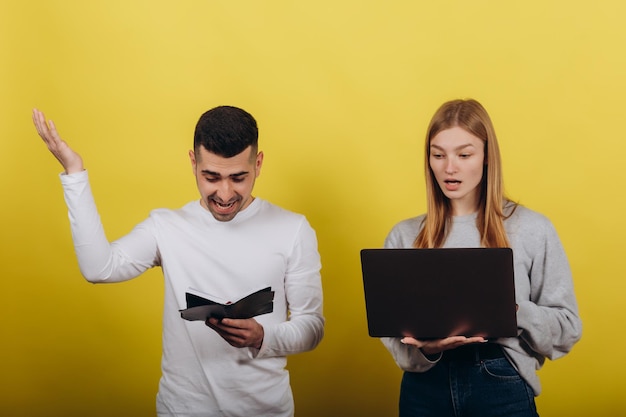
[{"xmin": 32, "ymin": 109, "xmax": 84, "ymax": 174}]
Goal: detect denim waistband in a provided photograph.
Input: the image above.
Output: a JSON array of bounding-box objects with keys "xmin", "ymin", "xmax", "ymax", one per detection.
[{"xmin": 440, "ymin": 343, "xmax": 505, "ymax": 362}]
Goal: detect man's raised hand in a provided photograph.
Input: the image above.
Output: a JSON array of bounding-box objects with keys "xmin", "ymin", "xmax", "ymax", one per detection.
[{"xmin": 32, "ymin": 109, "xmax": 84, "ymax": 174}]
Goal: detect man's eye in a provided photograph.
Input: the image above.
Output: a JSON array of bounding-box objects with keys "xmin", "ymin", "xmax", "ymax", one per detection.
[
  {"xmin": 232, "ymin": 177, "xmax": 245, "ymax": 183},
  {"xmin": 206, "ymin": 177, "xmax": 219, "ymax": 183}
]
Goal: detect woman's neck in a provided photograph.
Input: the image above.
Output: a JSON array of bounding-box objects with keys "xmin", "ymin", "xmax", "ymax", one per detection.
[{"xmin": 450, "ymin": 201, "xmax": 479, "ymax": 217}]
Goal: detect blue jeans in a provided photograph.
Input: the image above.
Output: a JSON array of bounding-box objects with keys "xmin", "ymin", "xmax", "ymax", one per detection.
[{"xmin": 399, "ymin": 357, "xmax": 538, "ymax": 417}]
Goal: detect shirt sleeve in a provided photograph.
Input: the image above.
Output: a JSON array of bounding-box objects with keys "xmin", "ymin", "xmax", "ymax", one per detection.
[
  {"xmin": 256, "ymin": 217, "xmax": 324, "ymax": 358},
  {"xmin": 516, "ymin": 219, "xmax": 582, "ymax": 360},
  {"xmin": 61, "ymin": 170, "xmax": 159, "ymax": 282}
]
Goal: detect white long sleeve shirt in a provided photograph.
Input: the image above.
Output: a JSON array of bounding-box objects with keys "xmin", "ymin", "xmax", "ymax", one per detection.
[{"xmin": 61, "ymin": 170, "xmax": 324, "ymax": 417}]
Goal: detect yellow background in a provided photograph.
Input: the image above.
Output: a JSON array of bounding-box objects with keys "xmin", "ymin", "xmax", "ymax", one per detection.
[{"xmin": 1, "ymin": 1, "xmax": 624, "ymax": 416}]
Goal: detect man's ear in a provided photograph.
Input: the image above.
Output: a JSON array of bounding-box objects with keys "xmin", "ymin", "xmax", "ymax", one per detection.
[
  {"xmin": 255, "ymin": 151, "xmax": 264, "ymax": 177},
  {"xmin": 189, "ymin": 150, "xmax": 197, "ymax": 173}
]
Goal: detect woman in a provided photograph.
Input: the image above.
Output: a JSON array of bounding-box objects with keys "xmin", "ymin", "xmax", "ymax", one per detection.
[{"xmin": 382, "ymin": 99, "xmax": 582, "ymax": 417}]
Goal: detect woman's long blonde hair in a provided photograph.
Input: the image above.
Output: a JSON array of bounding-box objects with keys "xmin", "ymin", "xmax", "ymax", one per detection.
[{"xmin": 414, "ymin": 99, "xmax": 515, "ymax": 248}]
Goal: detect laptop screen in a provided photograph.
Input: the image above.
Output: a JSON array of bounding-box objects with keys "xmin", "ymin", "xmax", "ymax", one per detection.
[{"xmin": 360, "ymin": 247, "xmax": 517, "ymax": 339}]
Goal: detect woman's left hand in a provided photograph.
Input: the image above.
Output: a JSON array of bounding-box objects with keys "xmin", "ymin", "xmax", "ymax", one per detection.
[{"xmin": 401, "ymin": 335, "xmax": 487, "ymax": 356}]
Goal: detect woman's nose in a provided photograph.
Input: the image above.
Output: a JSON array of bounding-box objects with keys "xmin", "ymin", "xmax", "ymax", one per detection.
[{"xmin": 445, "ymin": 159, "xmax": 457, "ymax": 174}]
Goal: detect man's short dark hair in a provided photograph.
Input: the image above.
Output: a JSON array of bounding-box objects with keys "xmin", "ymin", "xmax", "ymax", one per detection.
[{"xmin": 193, "ymin": 106, "xmax": 258, "ymax": 158}]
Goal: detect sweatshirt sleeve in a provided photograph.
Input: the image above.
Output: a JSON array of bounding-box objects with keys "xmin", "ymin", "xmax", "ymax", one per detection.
[
  {"xmin": 60, "ymin": 170, "xmax": 159, "ymax": 282},
  {"xmin": 377, "ymin": 219, "xmax": 440, "ymax": 372},
  {"xmin": 256, "ymin": 217, "xmax": 324, "ymax": 357},
  {"xmin": 515, "ymin": 217, "xmax": 582, "ymax": 360}
]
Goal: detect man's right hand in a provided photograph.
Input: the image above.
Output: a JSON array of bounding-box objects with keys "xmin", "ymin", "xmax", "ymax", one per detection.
[{"xmin": 32, "ymin": 109, "xmax": 84, "ymax": 174}]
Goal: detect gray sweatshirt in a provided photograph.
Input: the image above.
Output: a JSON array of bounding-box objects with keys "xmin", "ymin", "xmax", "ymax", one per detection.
[{"xmin": 381, "ymin": 204, "xmax": 582, "ymax": 396}]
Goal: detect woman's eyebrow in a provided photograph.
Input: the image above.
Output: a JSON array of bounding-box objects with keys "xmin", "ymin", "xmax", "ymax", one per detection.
[{"xmin": 430, "ymin": 143, "xmax": 476, "ymax": 151}]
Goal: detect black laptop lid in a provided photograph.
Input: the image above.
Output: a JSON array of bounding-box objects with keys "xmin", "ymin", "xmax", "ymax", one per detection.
[{"xmin": 360, "ymin": 248, "xmax": 517, "ymax": 339}]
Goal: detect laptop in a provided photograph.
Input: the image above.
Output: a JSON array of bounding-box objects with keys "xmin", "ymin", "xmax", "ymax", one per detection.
[{"xmin": 360, "ymin": 247, "xmax": 517, "ymax": 339}]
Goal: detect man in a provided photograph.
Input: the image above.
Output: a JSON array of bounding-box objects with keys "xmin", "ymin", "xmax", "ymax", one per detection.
[{"xmin": 32, "ymin": 106, "xmax": 324, "ymax": 416}]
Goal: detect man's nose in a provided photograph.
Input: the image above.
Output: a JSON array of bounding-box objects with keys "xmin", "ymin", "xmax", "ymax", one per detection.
[{"xmin": 216, "ymin": 181, "xmax": 235, "ymax": 200}]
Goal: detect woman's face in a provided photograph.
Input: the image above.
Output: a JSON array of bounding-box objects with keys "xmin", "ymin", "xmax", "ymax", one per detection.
[{"xmin": 429, "ymin": 126, "xmax": 485, "ymax": 216}]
